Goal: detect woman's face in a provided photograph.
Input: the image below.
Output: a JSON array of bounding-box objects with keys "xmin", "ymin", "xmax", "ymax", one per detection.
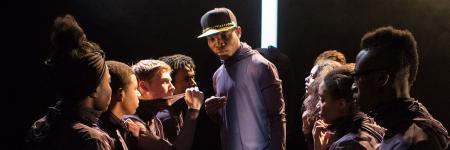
[
  {"xmin": 318, "ymin": 82, "xmax": 347, "ymax": 124},
  {"xmin": 305, "ymin": 65, "xmax": 319, "ymax": 94}
]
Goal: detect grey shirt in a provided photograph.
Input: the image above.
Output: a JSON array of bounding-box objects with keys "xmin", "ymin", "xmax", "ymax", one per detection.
[{"xmin": 212, "ymin": 43, "xmax": 286, "ymax": 150}]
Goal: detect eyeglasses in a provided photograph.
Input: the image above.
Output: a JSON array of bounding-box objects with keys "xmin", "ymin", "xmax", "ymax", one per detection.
[{"xmin": 352, "ymin": 68, "xmax": 387, "ymax": 82}]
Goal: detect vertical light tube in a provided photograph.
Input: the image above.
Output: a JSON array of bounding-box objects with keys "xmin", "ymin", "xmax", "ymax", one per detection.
[{"xmin": 261, "ymin": 0, "xmax": 278, "ymax": 48}]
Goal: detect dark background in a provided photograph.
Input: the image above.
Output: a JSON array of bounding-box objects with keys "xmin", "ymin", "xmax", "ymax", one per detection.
[{"xmin": 7, "ymin": 0, "xmax": 450, "ymax": 149}]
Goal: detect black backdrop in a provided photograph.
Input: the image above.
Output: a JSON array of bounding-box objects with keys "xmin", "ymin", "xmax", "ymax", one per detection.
[{"xmin": 8, "ymin": 0, "xmax": 450, "ymax": 149}]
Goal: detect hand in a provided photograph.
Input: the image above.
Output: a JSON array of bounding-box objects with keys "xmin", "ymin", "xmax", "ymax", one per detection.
[
  {"xmin": 204, "ymin": 96, "xmax": 227, "ymax": 116},
  {"xmin": 184, "ymin": 87, "xmax": 204, "ymax": 110},
  {"xmin": 312, "ymin": 119, "xmax": 334, "ymax": 150},
  {"xmin": 125, "ymin": 119, "xmax": 140, "ymax": 137},
  {"xmin": 302, "ymin": 111, "xmax": 314, "ymax": 134}
]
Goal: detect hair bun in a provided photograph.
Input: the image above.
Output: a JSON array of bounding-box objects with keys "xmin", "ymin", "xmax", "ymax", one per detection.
[{"xmin": 51, "ymin": 14, "xmax": 86, "ymax": 52}]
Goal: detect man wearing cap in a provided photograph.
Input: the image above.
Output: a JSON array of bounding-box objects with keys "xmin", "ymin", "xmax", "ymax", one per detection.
[{"xmin": 199, "ymin": 7, "xmax": 286, "ymax": 150}]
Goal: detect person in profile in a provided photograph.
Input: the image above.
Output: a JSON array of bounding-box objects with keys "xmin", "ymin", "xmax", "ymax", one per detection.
[
  {"xmin": 99, "ymin": 60, "xmax": 141, "ymax": 150},
  {"xmin": 26, "ymin": 14, "xmax": 113, "ymax": 150},
  {"xmin": 125, "ymin": 59, "xmax": 203, "ymax": 150},
  {"xmin": 313, "ymin": 64, "xmax": 384, "ymax": 150},
  {"xmin": 156, "ymin": 54, "xmax": 198, "ymax": 142},
  {"xmin": 353, "ymin": 26, "xmax": 449, "ymax": 149}
]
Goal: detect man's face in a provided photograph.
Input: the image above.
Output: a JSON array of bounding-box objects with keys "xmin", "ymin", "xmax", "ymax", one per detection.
[
  {"xmin": 121, "ymin": 74, "xmax": 140, "ymax": 115},
  {"xmin": 173, "ymin": 67, "xmax": 197, "ymax": 94},
  {"xmin": 207, "ymin": 27, "xmax": 241, "ymax": 60},
  {"xmin": 144, "ymin": 71, "xmax": 175, "ymax": 100},
  {"xmin": 353, "ymin": 50, "xmax": 380, "ymax": 112},
  {"xmin": 95, "ymin": 70, "xmax": 112, "ymax": 112},
  {"xmin": 318, "ymin": 82, "xmax": 343, "ymax": 124}
]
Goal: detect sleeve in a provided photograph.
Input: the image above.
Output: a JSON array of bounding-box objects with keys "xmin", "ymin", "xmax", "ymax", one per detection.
[
  {"xmin": 329, "ymin": 140, "xmax": 367, "ymax": 150},
  {"xmin": 207, "ymin": 70, "xmax": 221, "ymax": 124},
  {"xmin": 81, "ymin": 137, "xmax": 114, "ymax": 150},
  {"xmin": 260, "ymin": 62, "xmax": 286, "ymax": 150},
  {"xmin": 172, "ymin": 109, "xmax": 200, "ymax": 150},
  {"xmin": 131, "ymin": 120, "xmax": 173, "ymax": 150}
]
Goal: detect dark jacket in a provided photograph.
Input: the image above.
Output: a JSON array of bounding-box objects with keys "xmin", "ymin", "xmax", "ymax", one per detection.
[
  {"xmin": 213, "ymin": 43, "xmax": 286, "ymax": 150},
  {"xmin": 372, "ymin": 99, "xmax": 450, "ymax": 150},
  {"xmin": 327, "ymin": 112, "xmax": 385, "ymax": 150},
  {"xmin": 99, "ymin": 111, "xmax": 137, "ymax": 150},
  {"xmin": 26, "ymin": 101, "xmax": 114, "ymax": 150},
  {"xmin": 123, "ymin": 99, "xmax": 199, "ymax": 150},
  {"xmin": 156, "ymin": 98, "xmax": 187, "ymax": 142}
]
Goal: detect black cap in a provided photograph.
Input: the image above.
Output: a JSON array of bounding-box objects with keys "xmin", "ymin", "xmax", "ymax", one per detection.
[{"xmin": 197, "ymin": 7, "xmax": 237, "ymax": 38}]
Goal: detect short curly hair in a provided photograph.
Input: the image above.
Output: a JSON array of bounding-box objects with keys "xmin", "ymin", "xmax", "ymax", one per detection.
[
  {"xmin": 314, "ymin": 50, "xmax": 347, "ymax": 65},
  {"xmin": 360, "ymin": 26, "xmax": 419, "ymax": 84}
]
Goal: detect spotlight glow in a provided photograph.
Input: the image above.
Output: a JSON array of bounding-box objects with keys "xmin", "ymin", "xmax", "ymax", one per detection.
[{"xmin": 261, "ymin": 0, "xmax": 278, "ymax": 48}]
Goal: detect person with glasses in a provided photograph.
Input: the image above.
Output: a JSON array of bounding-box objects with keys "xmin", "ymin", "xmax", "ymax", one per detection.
[
  {"xmin": 312, "ymin": 64, "xmax": 384, "ymax": 150},
  {"xmin": 198, "ymin": 7, "xmax": 286, "ymax": 150},
  {"xmin": 353, "ymin": 26, "xmax": 449, "ymax": 150}
]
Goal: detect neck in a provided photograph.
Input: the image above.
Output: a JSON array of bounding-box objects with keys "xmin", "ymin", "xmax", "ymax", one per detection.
[{"xmin": 111, "ymin": 106, "xmax": 124, "ymax": 119}]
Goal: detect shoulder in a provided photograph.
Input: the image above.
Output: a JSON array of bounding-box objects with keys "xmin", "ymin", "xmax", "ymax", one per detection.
[
  {"xmin": 330, "ymin": 133, "xmax": 368, "ymax": 150},
  {"xmin": 71, "ymin": 123, "xmax": 114, "ymax": 149},
  {"xmin": 72, "ymin": 123, "xmax": 111, "ymax": 140},
  {"xmin": 405, "ymin": 120, "xmax": 449, "ymax": 149}
]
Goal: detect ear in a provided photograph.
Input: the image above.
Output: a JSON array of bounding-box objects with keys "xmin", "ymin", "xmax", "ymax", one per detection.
[
  {"xmin": 375, "ymin": 72, "xmax": 390, "ymax": 87},
  {"xmin": 235, "ymin": 26, "xmax": 242, "ymax": 38},
  {"xmin": 115, "ymin": 88, "xmax": 125, "ymax": 102},
  {"xmin": 138, "ymin": 80, "xmax": 148, "ymax": 92},
  {"xmin": 338, "ymin": 98, "xmax": 349, "ymax": 111}
]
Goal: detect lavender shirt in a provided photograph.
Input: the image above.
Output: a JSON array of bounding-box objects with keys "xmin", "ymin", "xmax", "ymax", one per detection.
[{"xmin": 212, "ymin": 43, "xmax": 286, "ymax": 150}]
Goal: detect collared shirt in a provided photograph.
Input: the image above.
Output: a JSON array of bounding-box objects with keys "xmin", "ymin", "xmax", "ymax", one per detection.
[{"xmin": 213, "ymin": 42, "xmax": 286, "ymax": 150}]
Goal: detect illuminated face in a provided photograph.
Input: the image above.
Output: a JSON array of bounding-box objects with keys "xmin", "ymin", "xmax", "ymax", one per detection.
[
  {"xmin": 173, "ymin": 67, "xmax": 197, "ymax": 94},
  {"xmin": 207, "ymin": 27, "xmax": 241, "ymax": 60},
  {"xmin": 305, "ymin": 65, "xmax": 319, "ymax": 95},
  {"xmin": 121, "ymin": 75, "xmax": 140, "ymax": 115},
  {"xmin": 142, "ymin": 70, "xmax": 175, "ymax": 100},
  {"xmin": 318, "ymin": 82, "xmax": 342, "ymax": 124}
]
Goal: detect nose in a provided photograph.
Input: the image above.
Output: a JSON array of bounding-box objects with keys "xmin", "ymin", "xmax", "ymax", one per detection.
[
  {"xmin": 189, "ymin": 78, "xmax": 197, "ymax": 87},
  {"xmin": 135, "ymin": 90, "xmax": 141, "ymax": 97},
  {"xmin": 351, "ymin": 82, "xmax": 358, "ymax": 96},
  {"xmin": 169, "ymin": 82, "xmax": 175, "ymax": 91}
]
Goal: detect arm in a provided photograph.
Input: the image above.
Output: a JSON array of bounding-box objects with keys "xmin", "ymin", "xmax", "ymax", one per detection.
[
  {"xmin": 127, "ymin": 119, "xmax": 173, "ymax": 150},
  {"xmin": 261, "ymin": 63, "xmax": 286, "ymax": 150},
  {"xmin": 171, "ymin": 87, "xmax": 203, "ymax": 150},
  {"xmin": 172, "ymin": 109, "xmax": 200, "ymax": 150}
]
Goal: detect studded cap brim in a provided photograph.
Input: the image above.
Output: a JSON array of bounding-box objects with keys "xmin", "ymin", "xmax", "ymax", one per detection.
[{"xmin": 197, "ymin": 24, "xmax": 236, "ymax": 38}]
